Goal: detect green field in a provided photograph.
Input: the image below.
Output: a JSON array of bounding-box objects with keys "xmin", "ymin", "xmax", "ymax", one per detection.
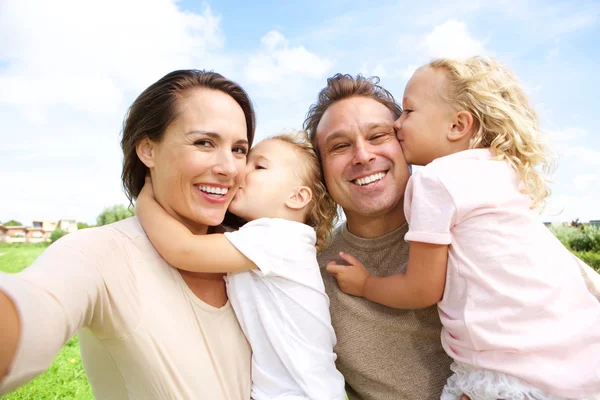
[{"xmin": 0, "ymin": 244, "xmax": 93, "ymax": 400}]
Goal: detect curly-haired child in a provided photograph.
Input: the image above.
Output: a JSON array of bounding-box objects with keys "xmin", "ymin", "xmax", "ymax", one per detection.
[{"xmin": 329, "ymin": 56, "xmax": 600, "ymax": 400}]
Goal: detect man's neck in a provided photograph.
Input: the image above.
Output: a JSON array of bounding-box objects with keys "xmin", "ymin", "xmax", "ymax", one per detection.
[{"xmin": 345, "ymin": 206, "xmax": 406, "ymax": 239}]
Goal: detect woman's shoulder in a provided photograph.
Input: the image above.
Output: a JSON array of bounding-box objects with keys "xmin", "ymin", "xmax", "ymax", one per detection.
[{"xmin": 50, "ymin": 217, "xmax": 142, "ymax": 258}]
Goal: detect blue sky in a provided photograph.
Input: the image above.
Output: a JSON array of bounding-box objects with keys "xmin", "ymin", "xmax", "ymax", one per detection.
[{"xmin": 1, "ymin": 0, "xmax": 599, "ymax": 225}]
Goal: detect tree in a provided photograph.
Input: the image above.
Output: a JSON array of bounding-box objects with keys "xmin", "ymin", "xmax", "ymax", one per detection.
[
  {"xmin": 50, "ymin": 228, "xmax": 67, "ymax": 243},
  {"xmin": 96, "ymin": 204, "xmax": 135, "ymax": 227},
  {"xmin": 2, "ymin": 220, "xmax": 22, "ymax": 226},
  {"xmin": 77, "ymin": 222, "xmax": 94, "ymax": 230}
]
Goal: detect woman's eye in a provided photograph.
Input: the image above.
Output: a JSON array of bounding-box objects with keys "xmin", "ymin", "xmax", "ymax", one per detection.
[
  {"xmin": 233, "ymin": 146, "xmax": 248, "ymax": 155},
  {"xmin": 194, "ymin": 140, "xmax": 213, "ymax": 147},
  {"xmin": 256, "ymin": 165, "xmax": 266, "ymax": 170}
]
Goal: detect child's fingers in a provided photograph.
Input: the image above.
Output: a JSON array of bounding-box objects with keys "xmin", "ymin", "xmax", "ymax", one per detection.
[
  {"xmin": 338, "ymin": 251, "xmax": 364, "ymax": 268},
  {"xmin": 326, "ymin": 262, "xmax": 346, "ymax": 275}
]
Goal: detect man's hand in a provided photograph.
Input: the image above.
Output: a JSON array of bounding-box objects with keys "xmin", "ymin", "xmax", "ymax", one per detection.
[{"xmin": 326, "ymin": 252, "xmax": 371, "ymax": 297}]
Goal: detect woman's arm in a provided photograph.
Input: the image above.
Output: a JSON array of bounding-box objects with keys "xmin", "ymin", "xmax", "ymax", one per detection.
[
  {"xmin": 0, "ymin": 292, "xmax": 19, "ymax": 379},
  {"xmin": 136, "ymin": 180, "xmax": 256, "ymax": 273},
  {"xmin": 327, "ymin": 242, "xmax": 448, "ymax": 309},
  {"xmin": 0, "ymin": 228, "xmax": 120, "ymax": 394}
]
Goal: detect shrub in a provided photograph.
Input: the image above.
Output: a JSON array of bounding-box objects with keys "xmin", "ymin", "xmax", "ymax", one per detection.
[
  {"xmin": 547, "ymin": 225, "xmax": 600, "ymax": 252},
  {"xmin": 50, "ymin": 228, "xmax": 67, "ymax": 243},
  {"xmin": 574, "ymin": 251, "xmax": 600, "ymax": 273},
  {"xmin": 547, "ymin": 224, "xmax": 582, "ymax": 249},
  {"xmin": 570, "ymin": 234, "xmax": 595, "ymax": 252}
]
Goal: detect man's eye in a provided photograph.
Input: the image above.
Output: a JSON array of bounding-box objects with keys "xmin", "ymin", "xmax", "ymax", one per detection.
[
  {"xmin": 370, "ymin": 132, "xmax": 393, "ymax": 141},
  {"xmin": 331, "ymin": 143, "xmax": 349, "ymax": 151}
]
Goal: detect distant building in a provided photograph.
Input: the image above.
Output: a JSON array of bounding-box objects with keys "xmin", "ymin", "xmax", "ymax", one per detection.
[
  {"xmin": 0, "ymin": 218, "xmax": 78, "ymax": 243},
  {"xmin": 590, "ymin": 220, "xmax": 600, "ymax": 229}
]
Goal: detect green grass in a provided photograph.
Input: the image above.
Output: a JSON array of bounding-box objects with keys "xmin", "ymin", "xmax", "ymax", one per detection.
[
  {"xmin": 0, "ymin": 244, "xmax": 93, "ymax": 400},
  {"xmin": 0, "ymin": 244, "xmax": 48, "ymax": 273}
]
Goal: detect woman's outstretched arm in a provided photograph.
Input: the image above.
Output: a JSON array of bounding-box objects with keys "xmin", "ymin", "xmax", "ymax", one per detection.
[
  {"xmin": 0, "ymin": 227, "xmax": 130, "ymax": 395},
  {"xmin": 0, "ymin": 292, "xmax": 19, "ymax": 379}
]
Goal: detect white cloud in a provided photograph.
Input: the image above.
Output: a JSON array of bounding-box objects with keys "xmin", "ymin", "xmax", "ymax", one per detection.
[
  {"xmin": 418, "ymin": 19, "xmax": 488, "ymax": 59},
  {"xmin": 245, "ymin": 30, "xmax": 333, "ymax": 84},
  {"xmin": 0, "ymin": 0, "xmax": 224, "ymax": 115}
]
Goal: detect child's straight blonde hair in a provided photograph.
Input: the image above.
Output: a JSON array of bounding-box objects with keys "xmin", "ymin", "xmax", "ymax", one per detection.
[
  {"xmin": 269, "ymin": 131, "xmax": 338, "ymax": 252},
  {"xmin": 428, "ymin": 56, "xmax": 554, "ymax": 209}
]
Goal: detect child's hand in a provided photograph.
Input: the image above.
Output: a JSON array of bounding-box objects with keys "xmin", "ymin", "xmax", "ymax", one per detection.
[{"xmin": 326, "ymin": 252, "xmax": 371, "ymax": 297}]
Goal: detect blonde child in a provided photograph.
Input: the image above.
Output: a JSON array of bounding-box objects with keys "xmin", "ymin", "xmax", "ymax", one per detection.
[
  {"xmin": 136, "ymin": 131, "xmax": 346, "ymax": 400},
  {"xmin": 328, "ymin": 56, "xmax": 600, "ymax": 399}
]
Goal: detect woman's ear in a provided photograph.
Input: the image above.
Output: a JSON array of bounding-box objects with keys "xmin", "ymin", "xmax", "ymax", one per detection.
[
  {"xmin": 447, "ymin": 110, "xmax": 475, "ymax": 142},
  {"xmin": 136, "ymin": 137, "xmax": 156, "ymax": 168},
  {"xmin": 285, "ymin": 186, "xmax": 313, "ymax": 211}
]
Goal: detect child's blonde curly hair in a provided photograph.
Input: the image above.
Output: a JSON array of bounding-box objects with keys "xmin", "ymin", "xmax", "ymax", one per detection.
[
  {"xmin": 428, "ymin": 56, "xmax": 554, "ymax": 209},
  {"xmin": 270, "ymin": 131, "xmax": 338, "ymax": 252}
]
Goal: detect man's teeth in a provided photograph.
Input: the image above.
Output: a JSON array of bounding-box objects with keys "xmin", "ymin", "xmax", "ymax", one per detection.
[
  {"xmin": 198, "ymin": 186, "xmax": 228, "ymax": 195},
  {"xmin": 354, "ymin": 172, "xmax": 386, "ymax": 186}
]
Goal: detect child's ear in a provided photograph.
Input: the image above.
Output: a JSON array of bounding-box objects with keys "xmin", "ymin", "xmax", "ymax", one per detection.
[
  {"xmin": 285, "ymin": 186, "xmax": 313, "ymax": 211},
  {"xmin": 447, "ymin": 110, "xmax": 475, "ymax": 142},
  {"xmin": 136, "ymin": 136, "xmax": 156, "ymax": 168}
]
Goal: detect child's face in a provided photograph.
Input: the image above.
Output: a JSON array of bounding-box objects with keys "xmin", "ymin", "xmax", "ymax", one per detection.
[
  {"xmin": 395, "ymin": 67, "xmax": 457, "ymax": 165},
  {"xmin": 229, "ymin": 139, "xmax": 306, "ymax": 222}
]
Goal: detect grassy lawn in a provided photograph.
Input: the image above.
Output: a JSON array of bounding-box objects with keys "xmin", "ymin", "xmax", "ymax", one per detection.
[{"xmin": 0, "ymin": 244, "xmax": 93, "ymax": 400}]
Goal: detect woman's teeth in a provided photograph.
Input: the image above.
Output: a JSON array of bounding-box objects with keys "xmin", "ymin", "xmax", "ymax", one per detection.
[{"xmin": 198, "ymin": 186, "xmax": 228, "ymax": 195}]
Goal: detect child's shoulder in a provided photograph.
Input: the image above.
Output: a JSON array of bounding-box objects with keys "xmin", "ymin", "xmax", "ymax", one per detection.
[{"xmin": 416, "ymin": 149, "xmax": 496, "ymax": 185}]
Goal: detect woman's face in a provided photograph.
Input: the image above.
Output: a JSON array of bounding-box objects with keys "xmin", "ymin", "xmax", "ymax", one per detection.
[{"xmin": 144, "ymin": 88, "xmax": 249, "ymax": 233}]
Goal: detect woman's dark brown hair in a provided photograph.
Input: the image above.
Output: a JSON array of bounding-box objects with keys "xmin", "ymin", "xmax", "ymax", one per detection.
[{"xmin": 120, "ymin": 69, "xmax": 256, "ymax": 203}]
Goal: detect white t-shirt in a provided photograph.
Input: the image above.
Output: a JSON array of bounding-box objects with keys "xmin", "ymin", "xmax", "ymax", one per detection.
[{"xmin": 224, "ymin": 218, "xmax": 346, "ymax": 400}]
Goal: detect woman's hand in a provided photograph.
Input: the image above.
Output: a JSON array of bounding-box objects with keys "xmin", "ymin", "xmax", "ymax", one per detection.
[{"xmin": 326, "ymin": 252, "xmax": 371, "ymax": 297}]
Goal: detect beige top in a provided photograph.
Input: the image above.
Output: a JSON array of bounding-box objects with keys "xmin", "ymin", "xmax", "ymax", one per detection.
[
  {"xmin": 318, "ymin": 222, "xmax": 452, "ymax": 400},
  {"xmin": 0, "ymin": 217, "xmax": 251, "ymax": 400}
]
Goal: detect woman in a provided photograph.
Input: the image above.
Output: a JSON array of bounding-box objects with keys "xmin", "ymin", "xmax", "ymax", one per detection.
[{"xmin": 0, "ymin": 69, "xmax": 256, "ymax": 399}]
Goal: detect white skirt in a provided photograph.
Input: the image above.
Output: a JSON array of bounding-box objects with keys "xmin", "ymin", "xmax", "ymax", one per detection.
[{"xmin": 441, "ymin": 361, "xmax": 600, "ymax": 400}]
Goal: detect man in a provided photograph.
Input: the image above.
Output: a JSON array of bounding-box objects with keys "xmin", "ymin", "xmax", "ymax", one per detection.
[{"xmin": 303, "ymin": 73, "xmax": 452, "ymax": 399}]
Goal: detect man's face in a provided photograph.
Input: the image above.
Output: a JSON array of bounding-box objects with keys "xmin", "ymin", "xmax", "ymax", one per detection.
[{"xmin": 315, "ymin": 97, "xmax": 410, "ymax": 224}]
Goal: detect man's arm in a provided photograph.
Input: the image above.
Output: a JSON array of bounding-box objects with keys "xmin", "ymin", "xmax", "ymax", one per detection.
[
  {"xmin": 136, "ymin": 180, "xmax": 256, "ymax": 273},
  {"xmin": 327, "ymin": 242, "xmax": 448, "ymax": 309},
  {"xmin": 576, "ymin": 257, "xmax": 600, "ymax": 300}
]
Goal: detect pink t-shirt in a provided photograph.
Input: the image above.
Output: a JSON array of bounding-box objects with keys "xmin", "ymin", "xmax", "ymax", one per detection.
[{"xmin": 404, "ymin": 149, "xmax": 600, "ymax": 398}]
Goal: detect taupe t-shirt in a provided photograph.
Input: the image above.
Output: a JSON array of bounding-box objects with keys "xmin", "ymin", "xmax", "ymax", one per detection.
[
  {"xmin": 318, "ymin": 222, "xmax": 452, "ymax": 400},
  {"xmin": 0, "ymin": 217, "xmax": 251, "ymax": 399}
]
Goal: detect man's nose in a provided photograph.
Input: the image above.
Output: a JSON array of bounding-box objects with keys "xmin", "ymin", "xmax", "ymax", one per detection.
[
  {"xmin": 393, "ymin": 116, "xmax": 405, "ymax": 140},
  {"xmin": 353, "ymin": 141, "xmax": 375, "ymax": 165}
]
